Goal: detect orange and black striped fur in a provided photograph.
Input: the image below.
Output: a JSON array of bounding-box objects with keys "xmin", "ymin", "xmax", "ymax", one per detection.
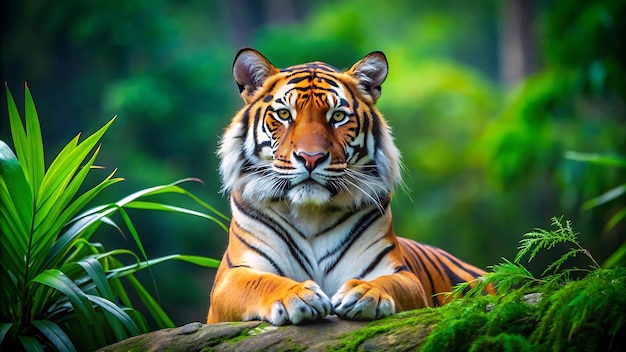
[{"xmin": 207, "ymin": 49, "xmax": 489, "ymax": 325}]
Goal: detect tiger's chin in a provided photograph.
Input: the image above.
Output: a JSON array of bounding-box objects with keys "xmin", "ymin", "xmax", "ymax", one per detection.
[{"xmin": 286, "ymin": 182, "xmax": 332, "ymax": 207}]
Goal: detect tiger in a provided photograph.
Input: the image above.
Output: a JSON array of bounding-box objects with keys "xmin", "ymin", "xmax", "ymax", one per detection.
[{"xmin": 207, "ymin": 48, "xmax": 490, "ymax": 325}]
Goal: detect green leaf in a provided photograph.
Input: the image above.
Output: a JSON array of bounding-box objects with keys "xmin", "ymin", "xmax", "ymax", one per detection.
[
  {"xmin": 124, "ymin": 274, "xmax": 174, "ymax": 328},
  {"xmin": 124, "ymin": 200, "xmax": 229, "ymax": 232},
  {"xmin": 34, "ymin": 145, "xmax": 104, "ymax": 239},
  {"xmin": 18, "ymin": 335, "xmax": 45, "ymax": 352},
  {"xmin": 602, "ymin": 241, "xmax": 626, "ymax": 269},
  {"xmin": 605, "ymin": 207, "xmax": 626, "ymax": 233},
  {"xmin": 0, "ymin": 140, "xmax": 33, "ymax": 235},
  {"xmin": 5, "ymin": 84, "xmax": 28, "ymax": 180},
  {"xmin": 115, "ymin": 178, "xmax": 230, "ymax": 222},
  {"xmin": 86, "ymin": 294, "xmax": 141, "ymax": 335},
  {"xmin": 38, "ymin": 117, "xmax": 116, "ymax": 217},
  {"xmin": 24, "ymin": 84, "xmax": 45, "ymax": 196},
  {"xmin": 107, "ymin": 254, "xmax": 220, "ymax": 279},
  {"xmin": 74, "ymin": 257, "xmax": 115, "ymax": 299},
  {"xmin": 31, "ymin": 320, "xmax": 77, "ymax": 352},
  {"xmin": 44, "ymin": 213, "xmax": 108, "ymax": 271},
  {"xmin": 565, "ymin": 151, "xmax": 626, "ymax": 168},
  {"xmin": 32, "ymin": 269, "xmax": 105, "ymax": 347},
  {"xmin": 582, "ymin": 184, "xmax": 626, "ymax": 211},
  {"xmin": 0, "ymin": 322, "xmax": 12, "ymax": 345}
]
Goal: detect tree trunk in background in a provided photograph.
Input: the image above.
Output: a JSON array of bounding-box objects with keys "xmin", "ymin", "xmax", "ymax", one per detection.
[{"xmin": 499, "ymin": 0, "xmax": 537, "ymax": 87}]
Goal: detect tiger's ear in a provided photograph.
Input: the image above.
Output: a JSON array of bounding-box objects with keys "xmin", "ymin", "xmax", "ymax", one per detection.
[
  {"xmin": 233, "ymin": 48, "xmax": 279, "ymax": 103},
  {"xmin": 347, "ymin": 51, "xmax": 388, "ymax": 103}
]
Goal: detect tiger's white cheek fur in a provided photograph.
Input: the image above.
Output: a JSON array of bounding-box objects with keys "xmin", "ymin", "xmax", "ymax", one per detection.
[{"xmin": 218, "ymin": 122, "xmax": 246, "ymax": 193}]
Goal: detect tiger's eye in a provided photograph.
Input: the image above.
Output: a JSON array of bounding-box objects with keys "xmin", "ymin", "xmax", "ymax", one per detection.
[
  {"xmin": 276, "ymin": 109, "xmax": 291, "ymax": 121},
  {"xmin": 332, "ymin": 111, "xmax": 347, "ymax": 123}
]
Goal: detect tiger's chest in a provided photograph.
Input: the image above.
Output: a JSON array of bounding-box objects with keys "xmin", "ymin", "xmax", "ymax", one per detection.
[{"xmin": 231, "ymin": 199, "xmax": 396, "ymax": 295}]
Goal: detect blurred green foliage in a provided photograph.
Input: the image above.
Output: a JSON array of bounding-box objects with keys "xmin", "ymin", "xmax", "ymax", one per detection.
[{"xmin": 2, "ymin": 0, "xmax": 624, "ymax": 327}]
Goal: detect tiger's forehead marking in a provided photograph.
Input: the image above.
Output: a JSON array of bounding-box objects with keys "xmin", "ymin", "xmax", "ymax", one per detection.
[{"xmin": 271, "ymin": 63, "xmax": 350, "ymax": 111}]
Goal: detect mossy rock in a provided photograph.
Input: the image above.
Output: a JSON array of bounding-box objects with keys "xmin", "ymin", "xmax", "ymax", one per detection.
[{"xmin": 96, "ymin": 315, "xmax": 434, "ymax": 352}]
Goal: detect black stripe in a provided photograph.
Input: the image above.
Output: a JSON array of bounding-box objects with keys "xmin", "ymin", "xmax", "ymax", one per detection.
[
  {"xmin": 314, "ymin": 208, "xmax": 362, "ymax": 238},
  {"xmin": 282, "ymin": 63, "xmax": 337, "ymax": 73},
  {"xmin": 401, "ymin": 240, "xmax": 437, "ymax": 306},
  {"xmin": 410, "ymin": 243, "xmax": 444, "ymax": 306},
  {"xmin": 322, "ymin": 200, "xmax": 390, "ymax": 274},
  {"xmin": 233, "ymin": 197, "xmax": 313, "ymax": 278},
  {"xmin": 232, "ymin": 227, "xmax": 285, "ymax": 276},
  {"xmin": 433, "ymin": 246, "xmax": 484, "ymax": 278},
  {"xmin": 394, "ymin": 265, "xmax": 409, "ymax": 273},
  {"xmin": 357, "ymin": 243, "xmax": 396, "ymax": 279},
  {"xmin": 251, "ymin": 107, "xmax": 261, "ymax": 155},
  {"xmin": 441, "ymin": 264, "xmax": 468, "ymax": 287},
  {"xmin": 287, "ymin": 76, "xmax": 311, "ymax": 85},
  {"xmin": 370, "ymin": 110, "xmax": 382, "ymax": 152},
  {"xmin": 226, "ymin": 252, "xmax": 233, "ymax": 268}
]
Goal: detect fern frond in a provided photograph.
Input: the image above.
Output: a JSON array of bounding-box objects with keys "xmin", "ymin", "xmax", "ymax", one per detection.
[
  {"xmin": 516, "ymin": 216, "xmax": 600, "ymax": 271},
  {"xmin": 542, "ymin": 250, "xmax": 594, "ymax": 277},
  {"xmin": 452, "ymin": 258, "xmax": 539, "ymax": 299}
]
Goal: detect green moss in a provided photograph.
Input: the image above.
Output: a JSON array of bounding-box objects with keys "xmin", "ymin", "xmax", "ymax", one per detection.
[
  {"xmin": 335, "ymin": 308, "xmax": 442, "ymax": 350},
  {"xmin": 531, "ymin": 268, "xmax": 626, "ymax": 351},
  {"xmin": 470, "ymin": 333, "xmax": 535, "ymax": 352},
  {"xmin": 419, "ymin": 267, "xmax": 626, "ymax": 351},
  {"xmin": 223, "ymin": 323, "xmax": 274, "ymax": 345}
]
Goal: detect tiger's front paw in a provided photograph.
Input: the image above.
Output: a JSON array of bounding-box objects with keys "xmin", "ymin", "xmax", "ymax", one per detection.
[
  {"xmin": 332, "ymin": 279, "xmax": 396, "ymax": 320},
  {"xmin": 266, "ymin": 280, "xmax": 332, "ymax": 325}
]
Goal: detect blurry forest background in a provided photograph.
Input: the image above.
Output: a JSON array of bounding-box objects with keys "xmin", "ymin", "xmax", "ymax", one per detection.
[{"xmin": 2, "ymin": 0, "xmax": 624, "ymax": 327}]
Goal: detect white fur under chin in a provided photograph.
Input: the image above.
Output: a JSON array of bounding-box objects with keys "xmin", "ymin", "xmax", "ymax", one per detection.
[{"xmin": 286, "ymin": 183, "xmax": 332, "ymax": 207}]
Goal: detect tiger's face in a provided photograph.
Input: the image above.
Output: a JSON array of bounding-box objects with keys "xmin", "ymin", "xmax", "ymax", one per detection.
[{"xmin": 219, "ymin": 49, "xmax": 401, "ymax": 210}]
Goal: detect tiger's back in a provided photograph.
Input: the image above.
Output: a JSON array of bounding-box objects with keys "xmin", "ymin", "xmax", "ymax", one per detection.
[
  {"xmin": 207, "ymin": 49, "xmax": 490, "ymax": 325},
  {"xmin": 398, "ymin": 237, "xmax": 488, "ymax": 306}
]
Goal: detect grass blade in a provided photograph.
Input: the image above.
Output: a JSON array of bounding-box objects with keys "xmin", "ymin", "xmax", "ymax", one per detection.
[
  {"xmin": 605, "ymin": 207, "xmax": 626, "ymax": 233},
  {"xmin": 565, "ymin": 151, "xmax": 626, "ymax": 168},
  {"xmin": 107, "ymin": 254, "xmax": 220, "ymax": 278},
  {"xmin": 581, "ymin": 184, "xmax": 626, "ymax": 211},
  {"xmin": 124, "ymin": 200, "xmax": 229, "ymax": 232},
  {"xmin": 602, "ymin": 241, "xmax": 626, "ymax": 268},
  {"xmin": 124, "ymin": 274, "xmax": 174, "ymax": 328}
]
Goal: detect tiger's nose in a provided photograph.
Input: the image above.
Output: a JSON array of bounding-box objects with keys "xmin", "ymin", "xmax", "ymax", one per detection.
[{"xmin": 295, "ymin": 151, "xmax": 328, "ymax": 172}]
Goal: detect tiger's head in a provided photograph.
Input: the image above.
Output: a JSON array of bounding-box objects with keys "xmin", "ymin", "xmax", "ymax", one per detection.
[{"xmin": 219, "ymin": 49, "xmax": 401, "ymax": 211}]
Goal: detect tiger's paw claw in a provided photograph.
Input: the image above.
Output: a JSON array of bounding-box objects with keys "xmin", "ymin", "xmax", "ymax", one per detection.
[
  {"xmin": 267, "ymin": 280, "xmax": 332, "ymax": 325},
  {"xmin": 332, "ymin": 280, "xmax": 396, "ymax": 320}
]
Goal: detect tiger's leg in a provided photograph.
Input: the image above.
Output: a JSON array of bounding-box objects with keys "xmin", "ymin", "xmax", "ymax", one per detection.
[
  {"xmin": 332, "ymin": 271, "xmax": 429, "ymax": 320},
  {"xmin": 207, "ymin": 267, "xmax": 332, "ymax": 325}
]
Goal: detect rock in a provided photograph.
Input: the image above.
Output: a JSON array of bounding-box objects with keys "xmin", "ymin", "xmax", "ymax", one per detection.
[{"xmin": 97, "ymin": 315, "xmax": 435, "ymax": 352}]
